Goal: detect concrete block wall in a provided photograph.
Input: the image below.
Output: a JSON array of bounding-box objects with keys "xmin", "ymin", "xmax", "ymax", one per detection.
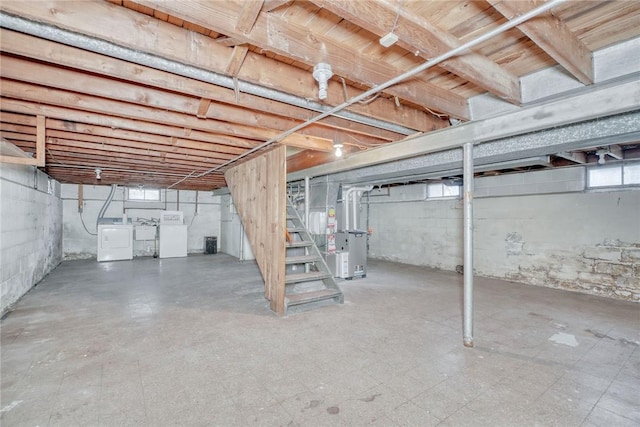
[
  {"xmin": 366, "ymin": 171, "xmax": 640, "ymax": 302},
  {"xmin": 1, "ymin": 164, "xmax": 62, "ymax": 315},
  {"xmin": 61, "ymin": 184, "xmax": 221, "ymax": 259}
]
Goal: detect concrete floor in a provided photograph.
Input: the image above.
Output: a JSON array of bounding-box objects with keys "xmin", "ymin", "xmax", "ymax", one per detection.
[{"xmin": 1, "ymin": 255, "xmax": 639, "ymax": 426}]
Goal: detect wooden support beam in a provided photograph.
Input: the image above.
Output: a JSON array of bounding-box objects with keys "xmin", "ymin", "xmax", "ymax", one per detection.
[
  {"xmin": 215, "ymin": 36, "xmax": 245, "ymax": 47},
  {"xmin": 313, "ymin": 0, "xmax": 521, "ymax": 104},
  {"xmin": 0, "ymin": 79, "xmax": 333, "ymax": 151},
  {"xmin": 262, "ymin": 0, "xmax": 290, "ymax": 13},
  {"xmin": 488, "ymin": 0, "xmax": 594, "ymax": 85},
  {"xmin": 196, "ymin": 98, "xmax": 212, "ymax": 119},
  {"xmin": 0, "ymin": 106, "xmax": 256, "ymax": 152},
  {"xmin": 235, "ymin": 0, "xmax": 264, "ymax": 34},
  {"xmin": 136, "ymin": 0, "xmax": 470, "ymax": 118},
  {"xmin": 0, "ymin": 155, "xmax": 39, "ymax": 166},
  {"xmin": 1, "ymin": 30, "xmax": 401, "ymax": 142},
  {"xmin": 555, "ymin": 151, "xmax": 586, "ymax": 164},
  {"xmin": 0, "ymin": 2, "xmax": 438, "ymax": 131},
  {"xmin": 286, "ymin": 150, "xmax": 334, "ymax": 174},
  {"xmin": 1, "ymin": 55, "xmax": 371, "ymax": 150},
  {"xmin": 36, "ymin": 114, "xmax": 45, "ymax": 166},
  {"xmin": 225, "ymin": 45, "xmax": 250, "ymax": 77}
]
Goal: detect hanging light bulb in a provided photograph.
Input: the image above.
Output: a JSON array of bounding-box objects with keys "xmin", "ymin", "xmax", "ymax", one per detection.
[{"xmin": 334, "ymin": 142, "xmax": 343, "ymax": 158}]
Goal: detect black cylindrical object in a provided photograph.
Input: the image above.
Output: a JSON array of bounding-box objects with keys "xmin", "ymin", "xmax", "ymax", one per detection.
[{"xmin": 205, "ymin": 236, "xmax": 217, "ymax": 254}]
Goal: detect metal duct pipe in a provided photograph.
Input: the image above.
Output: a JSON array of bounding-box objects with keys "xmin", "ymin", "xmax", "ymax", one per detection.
[
  {"xmin": 344, "ymin": 186, "xmax": 373, "ymax": 231},
  {"xmin": 463, "ymin": 143, "xmax": 474, "ymax": 348},
  {"xmin": 0, "ymin": 13, "xmax": 415, "ymax": 136}
]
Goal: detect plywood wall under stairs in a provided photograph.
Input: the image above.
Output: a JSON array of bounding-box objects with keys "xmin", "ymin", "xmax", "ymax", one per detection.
[{"xmin": 224, "ymin": 146, "xmax": 286, "ymax": 315}]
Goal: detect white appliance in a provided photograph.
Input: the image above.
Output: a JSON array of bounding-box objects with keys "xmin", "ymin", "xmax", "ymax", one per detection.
[
  {"xmin": 325, "ymin": 252, "xmax": 350, "ymax": 279},
  {"xmin": 159, "ymin": 211, "xmax": 187, "ymax": 258},
  {"xmin": 97, "ymin": 222, "xmax": 133, "ymax": 262}
]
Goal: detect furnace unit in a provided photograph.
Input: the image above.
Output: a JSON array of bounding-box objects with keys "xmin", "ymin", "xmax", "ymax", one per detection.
[{"xmin": 325, "ymin": 185, "xmax": 372, "ymax": 279}]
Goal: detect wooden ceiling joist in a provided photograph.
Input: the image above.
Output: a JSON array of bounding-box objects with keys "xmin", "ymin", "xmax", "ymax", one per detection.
[
  {"xmin": 0, "ymin": 58, "xmax": 343, "ymax": 151},
  {"xmin": 312, "ymin": 0, "xmax": 521, "ymax": 103},
  {"xmin": 0, "ymin": 1, "xmax": 439, "ymax": 131},
  {"xmin": 1, "ymin": 80, "xmax": 333, "ymax": 153},
  {"xmin": 235, "ymin": 1, "xmax": 264, "ymax": 34},
  {"xmin": 0, "ymin": 30, "xmax": 411, "ymax": 141},
  {"xmin": 0, "ymin": 109, "xmax": 256, "ymax": 156},
  {"xmin": 488, "ymin": 0, "xmax": 594, "ymax": 85},
  {"xmin": 134, "ymin": 0, "xmax": 471, "ymax": 119}
]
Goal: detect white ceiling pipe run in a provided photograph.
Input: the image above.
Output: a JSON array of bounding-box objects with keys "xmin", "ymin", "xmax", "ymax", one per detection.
[
  {"xmin": 1, "ymin": 0, "xmax": 566, "ymax": 188},
  {"xmin": 163, "ymin": 0, "xmax": 565, "ymax": 188},
  {"xmin": 343, "ymin": 186, "xmax": 373, "ymax": 231}
]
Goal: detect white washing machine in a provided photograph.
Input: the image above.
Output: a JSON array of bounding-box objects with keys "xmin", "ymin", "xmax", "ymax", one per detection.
[
  {"xmin": 97, "ymin": 222, "xmax": 133, "ymax": 262},
  {"xmin": 159, "ymin": 211, "xmax": 187, "ymax": 258},
  {"xmin": 159, "ymin": 224, "xmax": 188, "ymax": 258}
]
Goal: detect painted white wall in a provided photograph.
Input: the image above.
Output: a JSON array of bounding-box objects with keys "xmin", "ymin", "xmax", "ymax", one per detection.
[
  {"xmin": 367, "ymin": 169, "xmax": 640, "ymax": 301},
  {"xmin": 61, "ymin": 184, "xmax": 221, "ymax": 259},
  {"xmin": 219, "ymin": 194, "xmax": 254, "ymax": 261},
  {"xmin": 1, "ymin": 164, "xmax": 62, "ymax": 315}
]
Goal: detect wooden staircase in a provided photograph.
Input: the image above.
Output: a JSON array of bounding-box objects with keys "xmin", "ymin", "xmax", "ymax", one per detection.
[{"xmin": 285, "ymin": 197, "xmax": 343, "ymax": 313}]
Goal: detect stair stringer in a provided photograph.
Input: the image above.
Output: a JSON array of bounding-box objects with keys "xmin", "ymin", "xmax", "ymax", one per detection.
[{"xmin": 225, "ymin": 146, "xmax": 286, "ymax": 315}]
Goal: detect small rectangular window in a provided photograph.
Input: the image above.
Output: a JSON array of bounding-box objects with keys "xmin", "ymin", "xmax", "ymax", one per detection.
[
  {"xmin": 588, "ymin": 165, "xmax": 622, "ymax": 187},
  {"xmin": 427, "ymin": 182, "xmax": 460, "ymax": 199},
  {"xmin": 128, "ymin": 187, "xmax": 160, "ymax": 201},
  {"xmin": 623, "ymin": 163, "xmax": 640, "ymax": 185}
]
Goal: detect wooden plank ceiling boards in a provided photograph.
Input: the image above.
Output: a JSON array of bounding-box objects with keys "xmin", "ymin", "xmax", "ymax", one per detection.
[{"xmin": 1, "ymin": 0, "xmax": 639, "ymax": 190}]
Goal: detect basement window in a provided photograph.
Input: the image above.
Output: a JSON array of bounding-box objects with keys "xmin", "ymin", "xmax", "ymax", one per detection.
[
  {"xmin": 427, "ymin": 182, "xmax": 461, "ymax": 199},
  {"xmin": 127, "ymin": 187, "xmax": 161, "ymax": 201},
  {"xmin": 624, "ymin": 163, "xmax": 640, "ymax": 184},
  {"xmin": 588, "ymin": 161, "xmax": 640, "ymax": 188}
]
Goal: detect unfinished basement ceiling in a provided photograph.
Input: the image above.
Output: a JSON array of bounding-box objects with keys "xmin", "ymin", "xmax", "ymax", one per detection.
[{"xmin": 1, "ymin": 0, "xmax": 639, "ymax": 190}]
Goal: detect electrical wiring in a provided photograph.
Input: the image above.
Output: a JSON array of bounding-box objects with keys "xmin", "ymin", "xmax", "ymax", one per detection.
[
  {"xmin": 339, "ymin": 77, "xmax": 381, "ymax": 105},
  {"xmin": 79, "ymin": 210, "xmax": 97, "ymax": 236}
]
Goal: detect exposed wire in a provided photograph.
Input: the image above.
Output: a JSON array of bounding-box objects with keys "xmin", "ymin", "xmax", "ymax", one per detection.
[
  {"xmin": 390, "ymin": 0, "xmax": 403, "ymax": 33},
  {"xmin": 339, "ymin": 77, "xmax": 382, "ymax": 105},
  {"xmin": 79, "ymin": 210, "xmax": 97, "ymax": 236},
  {"xmin": 166, "ymin": 0, "xmax": 565, "ymax": 188},
  {"xmin": 424, "ymin": 106, "xmax": 449, "ymax": 118}
]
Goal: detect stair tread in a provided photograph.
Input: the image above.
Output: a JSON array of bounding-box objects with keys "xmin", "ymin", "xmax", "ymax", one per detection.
[
  {"xmin": 286, "ymin": 289, "xmax": 343, "ymax": 306},
  {"xmin": 286, "ymin": 255, "xmax": 321, "ymax": 264},
  {"xmin": 287, "ymin": 227, "xmax": 307, "ymax": 233},
  {"xmin": 285, "ymin": 271, "xmax": 331, "ymax": 284},
  {"xmin": 286, "ymin": 241, "xmax": 313, "ymax": 248}
]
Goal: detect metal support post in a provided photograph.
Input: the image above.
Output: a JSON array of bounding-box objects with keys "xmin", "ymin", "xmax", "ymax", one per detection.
[
  {"xmin": 304, "ymin": 176, "xmax": 311, "ymax": 273},
  {"xmin": 463, "ymin": 142, "xmax": 474, "ymax": 347}
]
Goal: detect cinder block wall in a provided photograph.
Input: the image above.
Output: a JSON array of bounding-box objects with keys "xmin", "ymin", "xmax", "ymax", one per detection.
[
  {"xmin": 61, "ymin": 184, "xmax": 221, "ymax": 259},
  {"xmin": 367, "ymin": 169, "xmax": 640, "ymax": 302},
  {"xmin": 0, "ymin": 164, "xmax": 62, "ymax": 315}
]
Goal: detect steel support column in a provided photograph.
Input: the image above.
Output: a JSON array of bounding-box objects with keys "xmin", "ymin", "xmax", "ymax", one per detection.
[
  {"xmin": 304, "ymin": 176, "xmax": 311, "ymax": 273},
  {"xmin": 463, "ymin": 142, "xmax": 474, "ymax": 347}
]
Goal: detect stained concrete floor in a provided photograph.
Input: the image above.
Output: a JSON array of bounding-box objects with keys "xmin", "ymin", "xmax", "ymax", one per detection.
[{"xmin": 1, "ymin": 254, "xmax": 639, "ymax": 426}]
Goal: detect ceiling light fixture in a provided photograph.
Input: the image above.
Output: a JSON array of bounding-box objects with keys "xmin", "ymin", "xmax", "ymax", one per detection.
[
  {"xmin": 95, "ymin": 168, "xmax": 102, "ymax": 180},
  {"xmin": 313, "ymin": 63, "xmax": 333, "ymax": 100},
  {"xmin": 334, "ymin": 142, "xmax": 343, "ymax": 158}
]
